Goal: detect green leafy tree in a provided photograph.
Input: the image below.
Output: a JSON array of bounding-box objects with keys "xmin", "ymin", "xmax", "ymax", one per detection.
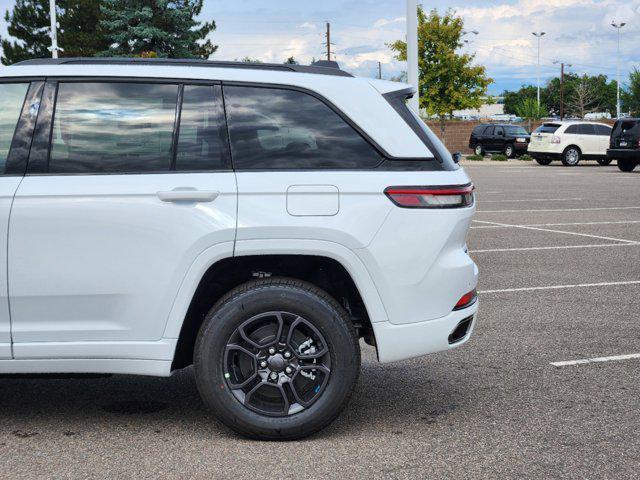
[
  {"xmin": 99, "ymin": 0, "xmax": 217, "ymax": 58},
  {"xmin": 502, "ymin": 85, "xmax": 538, "ymax": 115},
  {"xmin": 515, "ymin": 97, "xmax": 547, "ymax": 131},
  {"xmin": 284, "ymin": 56, "xmax": 298, "ymax": 64},
  {"xmin": 1, "ymin": 0, "xmax": 108, "ymax": 65},
  {"xmin": 388, "ymin": 7, "xmax": 492, "ymax": 134},
  {"xmin": 622, "ymin": 68, "xmax": 640, "ymax": 116}
]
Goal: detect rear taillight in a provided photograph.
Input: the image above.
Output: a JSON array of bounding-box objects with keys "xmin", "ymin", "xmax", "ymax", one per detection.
[
  {"xmin": 384, "ymin": 184, "xmax": 474, "ymax": 209},
  {"xmin": 454, "ymin": 289, "xmax": 477, "ymax": 310},
  {"xmin": 551, "ymin": 135, "xmax": 561, "ymax": 144}
]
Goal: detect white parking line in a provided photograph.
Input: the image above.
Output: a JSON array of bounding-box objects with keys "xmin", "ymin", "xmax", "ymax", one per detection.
[
  {"xmin": 473, "ymin": 220, "xmax": 638, "ymax": 244},
  {"xmin": 477, "ymin": 206, "xmax": 640, "ymax": 213},
  {"xmin": 469, "ymin": 243, "xmax": 640, "ymax": 253},
  {"xmin": 551, "ymin": 353, "xmax": 640, "ymax": 367},
  {"xmin": 478, "ymin": 280, "xmax": 640, "ymax": 294},
  {"xmin": 471, "ymin": 220, "xmax": 640, "ymax": 229},
  {"xmin": 479, "ymin": 197, "xmax": 583, "ymax": 203}
]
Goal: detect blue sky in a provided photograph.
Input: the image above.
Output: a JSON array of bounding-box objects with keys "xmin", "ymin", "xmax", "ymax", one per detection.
[{"xmin": 1, "ymin": 0, "xmax": 639, "ymax": 94}]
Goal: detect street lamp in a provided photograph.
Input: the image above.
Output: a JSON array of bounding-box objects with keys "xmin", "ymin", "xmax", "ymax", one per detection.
[
  {"xmin": 611, "ymin": 21, "xmax": 626, "ymax": 118},
  {"xmin": 532, "ymin": 32, "xmax": 546, "ymax": 106}
]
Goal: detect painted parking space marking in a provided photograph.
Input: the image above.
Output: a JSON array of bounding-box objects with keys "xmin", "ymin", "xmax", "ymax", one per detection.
[
  {"xmin": 473, "ymin": 220, "xmax": 638, "ymax": 244},
  {"xmin": 471, "ymin": 220, "xmax": 640, "ymax": 229},
  {"xmin": 478, "ymin": 280, "xmax": 640, "ymax": 294},
  {"xmin": 477, "ymin": 206, "xmax": 640, "ymax": 213},
  {"xmin": 469, "ymin": 243, "xmax": 640, "ymax": 253},
  {"xmin": 550, "ymin": 353, "xmax": 640, "ymax": 368}
]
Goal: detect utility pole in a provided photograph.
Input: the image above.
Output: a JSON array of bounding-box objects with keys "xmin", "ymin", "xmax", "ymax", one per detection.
[
  {"xmin": 325, "ymin": 22, "xmax": 331, "ymax": 61},
  {"xmin": 611, "ymin": 21, "xmax": 626, "ymax": 118},
  {"xmin": 532, "ymin": 32, "xmax": 546, "ymax": 106},
  {"xmin": 554, "ymin": 61, "xmax": 572, "ymax": 120},
  {"xmin": 378, "ymin": 61, "xmax": 382, "ymax": 80},
  {"xmin": 406, "ymin": 0, "xmax": 419, "ymax": 113},
  {"xmin": 49, "ymin": 0, "xmax": 59, "ymax": 58}
]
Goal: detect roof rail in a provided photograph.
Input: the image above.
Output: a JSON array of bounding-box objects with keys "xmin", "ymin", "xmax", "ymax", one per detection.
[{"xmin": 12, "ymin": 57, "xmax": 354, "ymax": 78}]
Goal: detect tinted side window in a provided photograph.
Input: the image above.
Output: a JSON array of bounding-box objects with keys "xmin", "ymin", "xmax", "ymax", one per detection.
[
  {"xmin": 176, "ymin": 85, "xmax": 228, "ymax": 171},
  {"xmin": 579, "ymin": 124, "xmax": 596, "ymax": 135},
  {"xmin": 495, "ymin": 126, "xmax": 504, "ymax": 136},
  {"xmin": 50, "ymin": 82, "xmax": 178, "ymax": 173},
  {"xmin": 224, "ymin": 86, "xmax": 381, "ymax": 170},
  {"xmin": 565, "ymin": 124, "xmax": 580, "ymax": 134},
  {"xmin": 594, "ymin": 124, "xmax": 612, "ymax": 136},
  {"xmin": 483, "ymin": 126, "xmax": 494, "ymax": 135},
  {"xmin": 0, "ymin": 83, "xmax": 29, "ymax": 172}
]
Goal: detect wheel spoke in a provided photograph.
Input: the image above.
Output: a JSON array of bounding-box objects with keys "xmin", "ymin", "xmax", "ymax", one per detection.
[
  {"xmin": 290, "ymin": 365, "xmax": 331, "ymax": 408},
  {"xmin": 244, "ymin": 381, "xmax": 290, "ymax": 416},
  {"xmin": 238, "ymin": 311, "xmax": 284, "ymax": 349},
  {"xmin": 286, "ymin": 317, "xmax": 329, "ymax": 359},
  {"xmin": 224, "ymin": 344, "xmax": 258, "ymax": 389}
]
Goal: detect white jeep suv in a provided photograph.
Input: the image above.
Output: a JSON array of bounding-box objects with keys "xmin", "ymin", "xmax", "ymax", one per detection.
[
  {"xmin": 0, "ymin": 58, "xmax": 478, "ymax": 439},
  {"xmin": 528, "ymin": 121, "xmax": 613, "ymax": 166}
]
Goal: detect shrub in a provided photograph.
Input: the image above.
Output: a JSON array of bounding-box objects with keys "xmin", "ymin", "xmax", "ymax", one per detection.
[
  {"xmin": 466, "ymin": 154, "xmax": 484, "ymax": 161},
  {"xmin": 491, "ymin": 154, "xmax": 508, "ymax": 161},
  {"xmin": 518, "ymin": 154, "xmax": 533, "ymax": 161}
]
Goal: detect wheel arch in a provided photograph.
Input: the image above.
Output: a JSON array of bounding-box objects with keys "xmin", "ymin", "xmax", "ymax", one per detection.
[{"xmin": 165, "ymin": 240, "xmax": 388, "ymax": 371}]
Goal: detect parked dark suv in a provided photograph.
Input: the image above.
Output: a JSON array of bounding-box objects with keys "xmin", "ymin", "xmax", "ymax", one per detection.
[
  {"xmin": 469, "ymin": 124, "xmax": 530, "ymax": 158},
  {"xmin": 607, "ymin": 119, "xmax": 640, "ymax": 172}
]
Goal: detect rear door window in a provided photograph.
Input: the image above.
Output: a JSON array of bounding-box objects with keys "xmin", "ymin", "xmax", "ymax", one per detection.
[
  {"xmin": 483, "ymin": 126, "xmax": 494, "ymax": 135},
  {"xmin": 49, "ymin": 82, "xmax": 179, "ymax": 173},
  {"xmin": 564, "ymin": 124, "xmax": 581, "ymax": 134},
  {"xmin": 578, "ymin": 124, "xmax": 596, "ymax": 135},
  {"xmin": 0, "ymin": 83, "xmax": 30, "ymax": 172},
  {"xmin": 224, "ymin": 85, "xmax": 382, "ymax": 170}
]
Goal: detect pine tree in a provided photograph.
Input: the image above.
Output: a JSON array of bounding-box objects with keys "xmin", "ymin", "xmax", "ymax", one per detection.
[
  {"xmin": 99, "ymin": 0, "xmax": 217, "ymax": 58},
  {"xmin": 1, "ymin": 0, "xmax": 50, "ymax": 65},
  {"xmin": 0, "ymin": 0, "xmax": 108, "ymax": 65}
]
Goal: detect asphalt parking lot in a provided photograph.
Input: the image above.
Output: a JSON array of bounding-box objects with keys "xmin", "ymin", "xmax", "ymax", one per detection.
[{"xmin": 1, "ymin": 161, "xmax": 639, "ymax": 479}]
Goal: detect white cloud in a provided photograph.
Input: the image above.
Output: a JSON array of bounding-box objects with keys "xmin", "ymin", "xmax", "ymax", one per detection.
[
  {"xmin": 298, "ymin": 22, "xmax": 317, "ymax": 30},
  {"xmin": 373, "ymin": 17, "xmax": 405, "ymax": 28}
]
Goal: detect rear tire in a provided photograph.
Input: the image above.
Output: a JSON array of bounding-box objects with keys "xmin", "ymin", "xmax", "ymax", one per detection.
[
  {"xmin": 561, "ymin": 146, "xmax": 581, "ymax": 166},
  {"xmin": 535, "ymin": 157, "xmax": 553, "ymax": 166},
  {"xmin": 194, "ymin": 277, "xmax": 360, "ymax": 440},
  {"xmin": 618, "ymin": 159, "xmax": 638, "ymax": 172},
  {"xmin": 597, "ymin": 157, "xmax": 613, "ymax": 166},
  {"xmin": 504, "ymin": 144, "xmax": 515, "ymax": 158},
  {"xmin": 474, "ymin": 144, "xmax": 485, "ymax": 157}
]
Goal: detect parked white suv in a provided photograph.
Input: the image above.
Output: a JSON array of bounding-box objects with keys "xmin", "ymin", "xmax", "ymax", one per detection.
[
  {"xmin": 528, "ymin": 121, "xmax": 613, "ymax": 166},
  {"xmin": 0, "ymin": 58, "xmax": 478, "ymax": 439}
]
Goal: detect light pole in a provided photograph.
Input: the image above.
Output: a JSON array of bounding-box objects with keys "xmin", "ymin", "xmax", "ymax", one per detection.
[
  {"xmin": 553, "ymin": 61, "xmax": 572, "ymax": 120},
  {"xmin": 532, "ymin": 32, "xmax": 546, "ymax": 106},
  {"xmin": 48, "ymin": 0, "xmax": 60, "ymax": 58},
  {"xmin": 611, "ymin": 21, "xmax": 626, "ymax": 118},
  {"xmin": 406, "ymin": 0, "xmax": 419, "ymax": 113}
]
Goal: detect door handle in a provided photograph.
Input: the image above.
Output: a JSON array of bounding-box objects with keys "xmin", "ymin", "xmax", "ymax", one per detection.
[{"xmin": 157, "ymin": 188, "xmax": 220, "ymax": 203}]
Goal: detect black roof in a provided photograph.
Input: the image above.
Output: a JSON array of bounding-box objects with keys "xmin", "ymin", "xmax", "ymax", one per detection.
[
  {"xmin": 476, "ymin": 123, "xmax": 526, "ymax": 127},
  {"xmin": 12, "ymin": 57, "xmax": 353, "ymax": 78}
]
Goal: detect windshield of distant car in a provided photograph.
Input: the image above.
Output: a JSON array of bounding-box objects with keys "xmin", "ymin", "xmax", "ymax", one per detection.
[
  {"xmin": 505, "ymin": 126, "xmax": 529, "ymax": 135},
  {"xmin": 534, "ymin": 123, "xmax": 561, "ymax": 134}
]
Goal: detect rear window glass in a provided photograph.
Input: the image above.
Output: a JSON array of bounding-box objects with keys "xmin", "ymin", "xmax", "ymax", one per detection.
[
  {"xmin": 505, "ymin": 126, "xmax": 528, "ymax": 135},
  {"xmin": 535, "ymin": 123, "xmax": 561, "ymax": 134},
  {"xmin": 613, "ymin": 120, "xmax": 640, "ymax": 135},
  {"xmin": 482, "ymin": 126, "xmax": 494, "ymax": 135},
  {"xmin": 225, "ymin": 85, "xmax": 382, "ymax": 170},
  {"xmin": 472, "ymin": 125, "xmax": 484, "ymax": 135}
]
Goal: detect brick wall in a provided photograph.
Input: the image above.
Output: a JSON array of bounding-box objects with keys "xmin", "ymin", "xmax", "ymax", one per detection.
[{"xmin": 423, "ymin": 119, "xmax": 616, "ymax": 154}]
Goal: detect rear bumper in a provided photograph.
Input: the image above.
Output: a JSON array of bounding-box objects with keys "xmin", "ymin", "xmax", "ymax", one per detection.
[
  {"xmin": 529, "ymin": 151, "xmax": 561, "ymax": 160},
  {"xmin": 372, "ymin": 302, "xmax": 479, "ymax": 363},
  {"xmin": 607, "ymin": 149, "xmax": 640, "ymax": 160}
]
